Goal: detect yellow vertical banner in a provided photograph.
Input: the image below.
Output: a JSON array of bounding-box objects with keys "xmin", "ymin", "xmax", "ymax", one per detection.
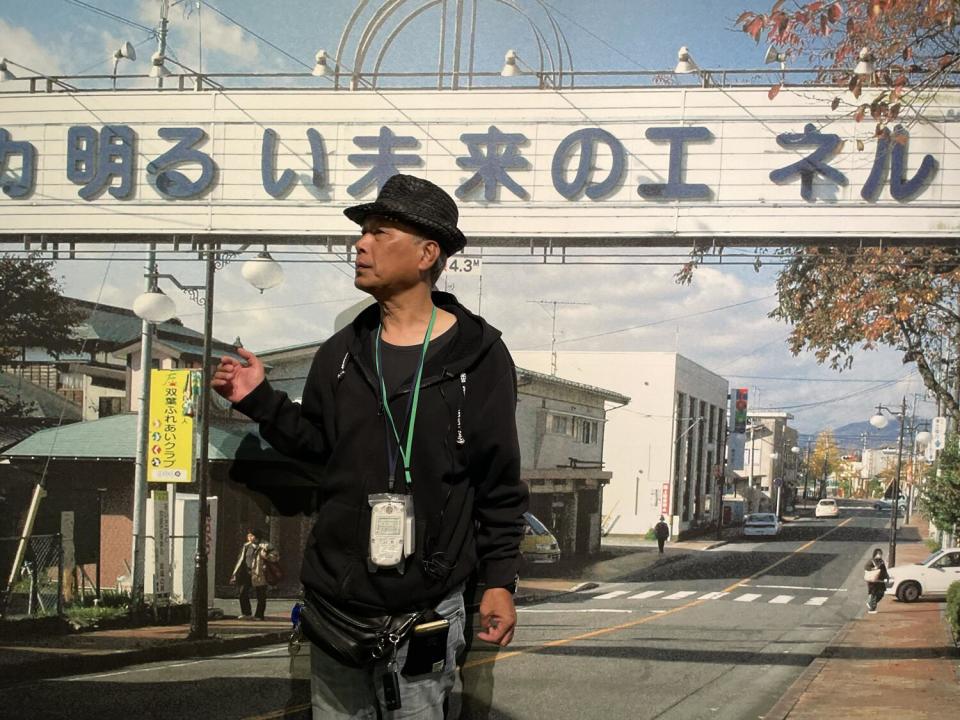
[{"xmin": 147, "ymin": 369, "xmax": 196, "ymax": 484}]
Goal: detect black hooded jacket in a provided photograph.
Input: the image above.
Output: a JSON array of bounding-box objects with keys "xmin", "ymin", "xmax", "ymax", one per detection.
[{"xmin": 233, "ymin": 292, "xmax": 528, "ymax": 614}]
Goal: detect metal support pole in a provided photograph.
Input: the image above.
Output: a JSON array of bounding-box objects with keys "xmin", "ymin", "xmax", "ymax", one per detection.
[
  {"xmin": 131, "ymin": 246, "xmax": 157, "ymax": 613},
  {"xmin": 889, "ymin": 396, "xmax": 907, "ymax": 567},
  {"xmin": 188, "ymin": 247, "xmax": 215, "ymax": 640}
]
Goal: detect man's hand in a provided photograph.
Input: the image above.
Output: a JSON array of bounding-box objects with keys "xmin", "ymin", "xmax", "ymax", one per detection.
[
  {"xmin": 476, "ymin": 587, "xmax": 517, "ymax": 647},
  {"xmin": 212, "ymin": 347, "xmax": 265, "ymax": 404}
]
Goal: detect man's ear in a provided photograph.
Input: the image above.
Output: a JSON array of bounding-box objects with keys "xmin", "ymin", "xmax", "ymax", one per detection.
[{"xmin": 419, "ymin": 239, "xmax": 441, "ymax": 270}]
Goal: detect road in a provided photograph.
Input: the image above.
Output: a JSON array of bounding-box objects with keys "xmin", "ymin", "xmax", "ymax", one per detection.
[{"xmin": 3, "ymin": 500, "xmax": 911, "ymax": 719}]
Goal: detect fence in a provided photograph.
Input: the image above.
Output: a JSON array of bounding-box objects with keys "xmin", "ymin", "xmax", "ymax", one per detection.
[{"xmin": 0, "ymin": 534, "xmax": 63, "ymax": 618}]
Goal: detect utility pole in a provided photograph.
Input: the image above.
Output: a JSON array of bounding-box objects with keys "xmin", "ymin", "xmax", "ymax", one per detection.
[{"xmin": 528, "ymin": 299, "xmax": 588, "ymax": 375}]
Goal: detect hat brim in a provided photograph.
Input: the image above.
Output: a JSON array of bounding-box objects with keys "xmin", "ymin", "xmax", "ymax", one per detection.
[{"xmin": 344, "ymin": 201, "xmax": 467, "ymax": 255}]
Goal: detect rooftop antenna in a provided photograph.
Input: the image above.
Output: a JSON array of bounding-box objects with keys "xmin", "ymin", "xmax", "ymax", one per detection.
[{"xmin": 529, "ymin": 299, "xmax": 589, "ymax": 375}]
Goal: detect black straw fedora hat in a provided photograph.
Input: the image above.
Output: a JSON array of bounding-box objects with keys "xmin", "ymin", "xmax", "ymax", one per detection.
[{"xmin": 343, "ymin": 174, "xmax": 467, "ymax": 255}]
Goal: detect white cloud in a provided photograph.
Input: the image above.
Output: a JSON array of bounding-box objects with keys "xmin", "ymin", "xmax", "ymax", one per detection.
[{"xmin": 0, "ymin": 18, "xmax": 66, "ymax": 81}]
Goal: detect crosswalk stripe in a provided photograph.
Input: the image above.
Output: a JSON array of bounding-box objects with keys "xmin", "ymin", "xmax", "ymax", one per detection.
[
  {"xmin": 628, "ymin": 590, "xmax": 664, "ymax": 600},
  {"xmin": 805, "ymin": 596, "xmax": 829, "ymax": 606},
  {"xmin": 593, "ymin": 590, "xmax": 630, "ymax": 600},
  {"xmin": 698, "ymin": 592, "xmax": 729, "ymax": 600},
  {"xmin": 663, "ymin": 591, "xmax": 696, "ymax": 600},
  {"xmin": 586, "ymin": 584, "xmax": 622, "ymax": 595},
  {"xmin": 769, "ymin": 595, "xmax": 794, "ymax": 604},
  {"xmin": 735, "ymin": 593, "xmax": 762, "ymax": 602}
]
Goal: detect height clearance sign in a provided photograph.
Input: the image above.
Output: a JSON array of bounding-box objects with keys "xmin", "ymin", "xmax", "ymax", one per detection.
[{"xmin": 147, "ymin": 369, "xmax": 196, "ymax": 484}]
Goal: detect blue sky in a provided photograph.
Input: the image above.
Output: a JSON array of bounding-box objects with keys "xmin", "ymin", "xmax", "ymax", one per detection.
[{"xmin": 0, "ymin": 1, "xmax": 935, "ymax": 434}]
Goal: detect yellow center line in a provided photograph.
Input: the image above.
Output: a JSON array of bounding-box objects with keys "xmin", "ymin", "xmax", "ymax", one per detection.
[{"xmin": 462, "ymin": 516, "xmax": 855, "ymax": 670}]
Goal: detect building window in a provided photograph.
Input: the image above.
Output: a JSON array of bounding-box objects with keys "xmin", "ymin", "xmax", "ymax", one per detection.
[
  {"xmin": 99, "ymin": 396, "xmax": 124, "ymax": 417},
  {"xmin": 549, "ymin": 414, "xmax": 568, "ymax": 434},
  {"xmin": 573, "ymin": 417, "xmax": 598, "ymax": 444}
]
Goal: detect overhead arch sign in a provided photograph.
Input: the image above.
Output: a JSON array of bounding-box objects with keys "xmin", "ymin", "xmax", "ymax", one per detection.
[{"xmin": 0, "ymin": 87, "xmax": 957, "ymax": 245}]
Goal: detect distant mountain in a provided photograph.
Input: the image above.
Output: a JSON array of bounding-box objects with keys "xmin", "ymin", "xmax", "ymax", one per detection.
[{"xmin": 798, "ymin": 419, "xmax": 927, "ymax": 451}]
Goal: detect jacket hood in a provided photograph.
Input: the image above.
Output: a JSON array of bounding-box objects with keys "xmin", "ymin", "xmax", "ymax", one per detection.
[{"xmin": 347, "ymin": 291, "xmax": 502, "ymax": 376}]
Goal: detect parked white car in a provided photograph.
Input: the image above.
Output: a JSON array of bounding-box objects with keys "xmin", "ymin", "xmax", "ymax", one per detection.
[
  {"xmin": 887, "ymin": 548, "xmax": 960, "ymax": 602},
  {"xmin": 814, "ymin": 499, "xmax": 840, "ymax": 518},
  {"xmin": 742, "ymin": 513, "xmax": 782, "ymax": 537}
]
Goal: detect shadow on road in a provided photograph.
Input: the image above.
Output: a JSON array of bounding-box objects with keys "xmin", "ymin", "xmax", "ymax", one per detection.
[{"xmin": 521, "ymin": 641, "xmax": 958, "ymax": 666}]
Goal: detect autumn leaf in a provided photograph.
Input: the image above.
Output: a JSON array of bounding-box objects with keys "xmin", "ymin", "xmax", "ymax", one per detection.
[
  {"xmin": 889, "ymin": 103, "xmax": 900, "ymax": 119},
  {"xmin": 831, "ymin": 96, "xmax": 841, "ymax": 110},
  {"xmin": 855, "ymin": 104, "xmax": 866, "ymax": 122},
  {"xmin": 768, "ymin": 82, "xmax": 783, "ymax": 100},
  {"xmin": 746, "ymin": 16, "xmax": 765, "ymax": 40},
  {"xmin": 827, "ymin": 3, "xmax": 841, "ymax": 22}
]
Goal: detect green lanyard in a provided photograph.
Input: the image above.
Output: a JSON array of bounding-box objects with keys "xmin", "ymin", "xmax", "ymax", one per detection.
[{"xmin": 374, "ymin": 306, "xmax": 437, "ymax": 488}]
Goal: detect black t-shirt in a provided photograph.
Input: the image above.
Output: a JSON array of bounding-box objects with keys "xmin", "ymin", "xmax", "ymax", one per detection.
[{"xmin": 374, "ymin": 322, "xmax": 458, "ymax": 397}]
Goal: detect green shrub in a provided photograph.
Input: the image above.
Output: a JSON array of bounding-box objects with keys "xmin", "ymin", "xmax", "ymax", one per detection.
[
  {"xmin": 925, "ymin": 538, "xmax": 943, "ymax": 553},
  {"xmin": 644, "ymin": 528, "xmax": 657, "ymax": 540},
  {"xmin": 64, "ymin": 605, "xmax": 128, "ymax": 630},
  {"xmin": 946, "ymin": 581, "xmax": 960, "ymax": 641}
]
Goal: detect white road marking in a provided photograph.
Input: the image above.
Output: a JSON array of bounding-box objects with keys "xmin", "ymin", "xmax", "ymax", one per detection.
[
  {"xmin": 663, "ymin": 591, "xmax": 697, "ymax": 600},
  {"xmin": 593, "ymin": 590, "xmax": 630, "ymax": 600},
  {"xmin": 64, "ymin": 645, "xmax": 285, "ymax": 681},
  {"xmin": 734, "ymin": 593, "xmax": 762, "ymax": 603},
  {"xmin": 740, "ymin": 583, "xmax": 847, "ymax": 592},
  {"xmin": 518, "ymin": 608, "xmax": 633, "ymax": 614},
  {"xmin": 628, "ymin": 590, "xmax": 665, "ymax": 600},
  {"xmin": 805, "ymin": 596, "xmax": 829, "ymax": 606},
  {"xmin": 698, "ymin": 592, "xmax": 729, "ymax": 600},
  {"xmin": 769, "ymin": 595, "xmax": 794, "ymax": 604}
]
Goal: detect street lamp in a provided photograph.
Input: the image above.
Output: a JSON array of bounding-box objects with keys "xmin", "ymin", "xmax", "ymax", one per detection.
[
  {"xmin": 132, "ymin": 244, "xmax": 283, "ymax": 639},
  {"xmin": 869, "ymin": 397, "xmax": 908, "ymax": 566}
]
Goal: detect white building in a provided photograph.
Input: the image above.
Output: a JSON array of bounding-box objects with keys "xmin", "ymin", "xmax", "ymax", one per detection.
[{"xmin": 513, "ymin": 351, "xmax": 728, "ymax": 538}]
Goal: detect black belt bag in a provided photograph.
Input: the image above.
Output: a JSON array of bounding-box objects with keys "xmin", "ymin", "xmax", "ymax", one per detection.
[{"xmin": 300, "ymin": 590, "xmax": 427, "ymax": 668}]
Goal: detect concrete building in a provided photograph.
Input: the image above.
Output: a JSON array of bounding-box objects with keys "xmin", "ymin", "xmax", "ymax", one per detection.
[
  {"xmin": 732, "ymin": 411, "xmax": 799, "ymax": 512},
  {"xmin": 515, "ymin": 368, "xmax": 629, "ymax": 556},
  {"xmin": 514, "ymin": 352, "xmax": 728, "ymax": 539}
]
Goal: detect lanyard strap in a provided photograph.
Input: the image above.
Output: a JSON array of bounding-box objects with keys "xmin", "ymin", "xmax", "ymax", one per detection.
[{"xmin": 375, "ymin": 306, "xmax": 437, "ymax": 488}]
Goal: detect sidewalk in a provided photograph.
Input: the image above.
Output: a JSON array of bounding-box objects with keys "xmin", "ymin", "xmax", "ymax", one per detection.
[
  {"xmin": 0, "ymin": 582, "xmax": 590, "ymax": 687},
  {"xmin": 768, "ymin": 518, "xmax": 960, "ymax": 719}
]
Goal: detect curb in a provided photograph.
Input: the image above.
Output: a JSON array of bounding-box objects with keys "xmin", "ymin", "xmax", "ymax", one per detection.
[
  {"xmin": 2, "ymin": 630, "xmax": 289, "ymax": 688},
  {"xmin": 762, "ymin": 614, "xmax": 858, "ymax": 720}
]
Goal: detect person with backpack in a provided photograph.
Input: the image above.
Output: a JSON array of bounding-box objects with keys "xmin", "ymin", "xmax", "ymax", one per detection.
[
  {"xmin": 864, "ymin": 547, "xmax": 889, "ymax": 614},
  {"xmin": 654, "ymin": 516, "xmax": 671, "ymax": 555},
  {"xmin": 231, "ymin": 527, "xmax": 279, "ymax": 620}
]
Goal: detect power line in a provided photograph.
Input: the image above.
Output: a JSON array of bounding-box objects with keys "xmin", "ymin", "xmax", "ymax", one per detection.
[
  {"xmin": 61, "ymin": 0, "xmax": 157, "ymax": 36},
  {"xmin": 516, "ymin": 293, "xmax": 776, "ymax": 350},
  {"xmin": 727, "ymin": 374, "xmax": 906, "ymax": 383},
  {"xmin": 198, "ymin": 1, "xmax": 309, "ymax": 71}
]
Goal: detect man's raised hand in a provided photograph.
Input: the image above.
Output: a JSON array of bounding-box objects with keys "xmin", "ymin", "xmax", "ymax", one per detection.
[{"xmin": 212, "ymin": 347, "xmax": 265, "ymax": 404}]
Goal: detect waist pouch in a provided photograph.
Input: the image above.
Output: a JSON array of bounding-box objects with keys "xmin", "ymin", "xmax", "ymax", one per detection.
[{"xmin": 300, "ymin": 589, "xmax": 427, "ymax": 668}]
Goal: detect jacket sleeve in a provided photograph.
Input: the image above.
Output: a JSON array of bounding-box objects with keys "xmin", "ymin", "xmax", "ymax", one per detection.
[
  {"xmin": 232, "ymin": 350, "xmax": 328, "ymax": 463},
  {"xmin": 471, "ymin": 347, "xmax": 529, "ymax": 589}
]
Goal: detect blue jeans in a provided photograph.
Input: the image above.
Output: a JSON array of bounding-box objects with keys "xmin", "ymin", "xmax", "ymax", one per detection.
[{"xmin": 310, "ymin": 587, "xmax": 466, "ymax": 719}]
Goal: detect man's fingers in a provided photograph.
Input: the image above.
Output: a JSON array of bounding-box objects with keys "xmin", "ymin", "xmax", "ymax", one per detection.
[{"xmin": 235, "ymin": 347, "xmax": 260, "ymax": 367}]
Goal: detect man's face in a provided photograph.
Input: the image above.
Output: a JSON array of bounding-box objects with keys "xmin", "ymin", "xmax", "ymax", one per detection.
[
  {"xmin": 353, "ymin": 216, "xmax": 437, "ymax": 296},
  {"xmin": 246, "ymin": 532, "xmax": 256, "ymax": 543}
]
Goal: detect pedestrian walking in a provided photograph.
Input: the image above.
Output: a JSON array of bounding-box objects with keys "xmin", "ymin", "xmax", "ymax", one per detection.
[
  {"xmin": 654, "ymin": 516, "xmax": 670, "ymax": 555},
  {"xmin": 230, "ymin": 528, "xmax": 278, "ymax": 620},
  {"xmin": 864, "ymin": 547, "xmax": 889, "ymax": 614},
  {"xmin": 214, "ymin": 174, "xmax": 528, "ymax": 719}
]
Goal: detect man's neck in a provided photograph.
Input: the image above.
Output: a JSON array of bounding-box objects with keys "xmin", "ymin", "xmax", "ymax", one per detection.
[{"xmin": 378, "ymin": 285, "xmax": 455, "ymax": 345}]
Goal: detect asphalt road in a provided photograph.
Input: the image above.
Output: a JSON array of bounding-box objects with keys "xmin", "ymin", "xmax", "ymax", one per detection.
[{"xmin": 3, "ymin": 500, "xmax": 911, "ymax": 720}]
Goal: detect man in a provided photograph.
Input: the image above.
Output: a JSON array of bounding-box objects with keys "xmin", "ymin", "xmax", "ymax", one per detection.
[
  {"xmin": 654, "ymin": 516, "xmax": 670, "ymax": 555},
  {"xmin": 213, "ymin": 174, "xmax": 528, "ymax": 718}
]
